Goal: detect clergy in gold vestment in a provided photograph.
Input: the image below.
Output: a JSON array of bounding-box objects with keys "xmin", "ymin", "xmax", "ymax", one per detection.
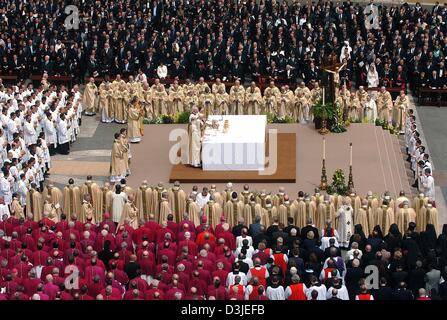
[
  {"xmin": 41, "ymin": 184, "xmax": 63, "ymax": 210},
  {"xmin": 62, "ymin": 180, "xmax": 82, "ymax": 217},
  {"xmin": 201, "ymin": 87, "xmax": 215, "ymax": 117},
  {"xmin": 135, "ymin": 181, "xmax": 153, "ymax": 221},
  {"xmin": 243, "ymin": 196, "xmax": 263, "ymax": 227},
  {"xmin": 114, "ymin": 83, "xmax": 128, "ymax": 124},
  {"xmin": 127, "ymin": 96, "xmax": 144, "ymax": 143},
  {"xmin": 80, "ymin": 178, "xmax": 103, "ymax": 223},
  {"xmin": 366, "ymin": 192, "xmax": 379, "ymax": 232},
  {"xmin": 294, "ymin": 91, "xmax": 308, "ymax": 123},
  {"xmin": 141, "ymin": 82, "xmax": 153, "ymax": 119},
  {"xmin": 102, "ymin": 183, "xmax": 114, "ymax": 217},
  {"xmin": 393, "ymin": 91, "xmax": 410, "ymax": 133},
  {"xmin": 377, "ymin": 87, "xmax": 393, "ymax": 124},
  {"xmin": 261, "ymin": 89, "xmax": 275, "ymax": 114},
  {"xmin": 424, "ymin": 203, "xmax": 439, "ymax": 235},
  {"xmin": 118, "ymin": 195, "xmax": 139, "ymax": 229},
  {"xmin": 168, "ymin": 81, "xmax": 184, "ymax": 114},
  {"xmin": 119, "ymin": 131, "xmax": 130, "ymax": 176},
  {"xmin": 99, "ymin": 81, "xmax": 113, "ymax": 123},
  {"xmin": 214, "ymin": 87, "xmax": 230, "ymax": 115},
  {"xmin": 43, "ymin": 197, "xmax": 60, "ymax": 223},
  {"xmin": 168, "ymin": 182, "xmax": 187, "ymax": 222},
  {"xmin": 152, "ymin": 85, "xmax": 168, "ymax": 117},
  {"xmin": 27, "ymin": 185, "xmax": 44, "ymax": 222},
  {"xmin": 224, "ymin": 192, "xmax": 245, "ymax": 227},
  {"xmin": 111, "ymin": 75, "xmax": 126, "ymax": 122},
  {"xmin": 195, "ymin": 77, "xmax": 211, "ymax": 100},
  {"xmin": 11, "ymin": 196, "xmax": 24, "ymax": 219},
  {"xmin": 244, "ymin": 82, "xmax": 262, "ymax": 115},
  {"xmin": 110, "ymin": 133, "xmax": 127, "ymax": 183},
  {"xmin": 292, "ymin": 195, "xmax": 307, "ymax": 229},
  {"xmin": 159, "ymin": 193, "xmax": 172, "ymax": 224},
  {"xmin": 348, "ymin": 93, "xmax": 361, "ymax": 122},
  {"xmin": 212, "ymin": 79, "xmax": 226, "ymax": 94},
  {"xmin": 395, "ymin": 201, "xmax": 410, "ymax": 235},
  {"xmin": 80, "ymin": 195, "xmax": 96, "ymax": 224},
  {"xmin": 186, "ymin": 194, "xmax": 201, "ymax": 226},
  {"xmin": 278, "ymin": 196, "xmax": 298, "ymax": 227},
  {"xmin": 209, "ymin": 185, "xmax": 224, "ymax": 208},
  {"xmin": 204, "ymin": 197, "xmax": 223, "ymax": 229},
  {"xmin": 83, "ymin": 77, "xmax": 98, "ymax": 115},
  {"xmin": 316, "ymin": 198, "xmax": 336, "ymax": 232},
  {"xmin": 356, "ymin": 201, "xmax": 370, "ymax": 236},
  {"xmin": 229, "ymin": 80, "xmax": 245, "ymax": 115},
  {"xmin": 380, "ymin": 203, "xmax": 395, "ymax": 236},
  {"xmin": 413, "ymin": 193, "xmax": 429, "ymax": 232},
  {"xmin": 150, "ymin": 183, "xmax": 166, "ymax": 222}
]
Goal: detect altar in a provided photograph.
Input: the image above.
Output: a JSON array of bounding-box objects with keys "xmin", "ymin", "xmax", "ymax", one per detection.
[{"xmin": 201, "ymin": 115, "xmax": 267, "ymax": 171}]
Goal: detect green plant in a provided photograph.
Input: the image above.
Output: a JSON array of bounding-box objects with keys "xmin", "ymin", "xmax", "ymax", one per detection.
[
  {"xmin": 161, "ymin": 114, "xmax": 174, "ymax": 124},
  {"xmin": 311, "ymin": 102, "xmax": 335, "ymax": 121},
  {"xmin": 329, "ymin": 100, "xmax": 347, "ymax": 133},
  {"xmin": 271, "ymin": 115, "xmax": 293, "ymax": 123},
  {"xmin": 327, "ymin": 169, "xmax": 349, "ymax": 195},
  {"xmin": 175, "ymin": 111, "xmax": 191, "ymax": 124},
  {"xmin": 375, "ymin": 118, "xmax": 383, "ymax": 126}
]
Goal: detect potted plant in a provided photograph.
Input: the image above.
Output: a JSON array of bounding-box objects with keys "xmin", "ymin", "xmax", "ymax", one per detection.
[{"xmin": 312, "ymin": 102, "xmax": 334, "ymax": 130}]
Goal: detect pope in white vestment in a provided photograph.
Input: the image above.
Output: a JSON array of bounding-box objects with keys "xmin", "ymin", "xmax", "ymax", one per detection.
[{"xmin": 336, "ymin": 204, "xmax": 353, "ymax": 248}]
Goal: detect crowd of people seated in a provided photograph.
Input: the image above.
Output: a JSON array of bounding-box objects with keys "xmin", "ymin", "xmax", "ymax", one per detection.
[
  {"xmin": 0, "ymin": 177, "xmax": 445, "ymax": 300},
  {"xmin": 1, "ymin": 0, "xmax": 447, "ymax": 92}
]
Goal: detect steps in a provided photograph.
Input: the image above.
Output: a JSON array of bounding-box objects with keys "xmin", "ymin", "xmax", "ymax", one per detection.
[{"xmin": 374, "ymin": 125, "xmax": 413, "ymax": 197}]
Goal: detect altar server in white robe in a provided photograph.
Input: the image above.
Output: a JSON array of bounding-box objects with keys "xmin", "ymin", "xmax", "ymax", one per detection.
[
  {"xmin": 43, "ymin": 112, "xmax": 57, "ymax": 155},
  {"xmin": 112, "ymin": 184, "xmax": 128, "ymax": 224},
  {"xmin": 363, "ymin": 95, "xmax": 377, "ymax": 123},
  {"xmin": 24, "ymin": 113, "xmax": 37, "ymax": 146},
  {"xmin": 188, "ymin": 107, "xmax": 203, "ymax": 168},
  {"xmin": 0, "ymin": 170, "xmax": 13, "ymax": 205},
  {"xmin": 17, "ymin": 174, "xmax": 28, "ymax": 207},
  {"xmin": 336, "ymin": 200, "xmax": 354, "ymax": 248},
  {"xmin": 56, "ymin": 113, "xmax": 70, "ymax": 155},
  {"xmin": 421, "ymin": 168, "xmax": 435, "ymax": 200}
]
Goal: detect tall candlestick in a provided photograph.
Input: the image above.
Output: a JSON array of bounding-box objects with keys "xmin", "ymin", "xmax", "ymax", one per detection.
[
  {"xmin": 349, "ymin": 142, "xmax": 353, "ymax": 166},
  {"xmin": 322, "ymin": 87, "xmax": 325, "ymax": 105},
  {"xmin": 323, "ymin": 138, "xmax": 326, "ymax": 160}
]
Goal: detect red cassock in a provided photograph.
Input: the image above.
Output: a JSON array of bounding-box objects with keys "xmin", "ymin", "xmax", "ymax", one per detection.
[
  {"xmin": 177, "ymin": 239, "xmax": 198, "ymax": 257},
  {"xmin": 178, "ymin": 219, "xmax": 196, "ymax": 234},
  {"xmin": 111, "ymin": 268, "xmax": 129, "ymax": 285},
  {"xmin": 43, "ymin": 282, "xmax": 59, "ymax": 300},
  {"xmin": 56, "ymin": 220, "xmax": 69, "ymax": 233},
  {"xmin": 188, "ymin": 277, "xmax": 207, "ymax": 296},
  {"xmin": 62, "ymin": 228, "xmax": 80, "ymax": 241},
  {"xmin": 144, "ymin": 288, "xmax": 165, "ymax": 300},
  {"xmin": 0, "ymin": 221, "xmax": 13, "ymax": 236},
  {"xmin": 167, "ymin": 221, "xmax": 178, "ymax": 234},
  {"xmin": 157, "ymin": 248, "xmax": 176, "ymax": 265},
  {"xmin": 22, "ymin": 277, "xmax": 42, "ymax": 296},
  {"xmin": 177, "ymin": 231, "xmax": 197, "ymax": 242},
  {"xmin": 13, "ymin": 262, "xmax": 32, "ymax": 279},
  {"xmin": 212, "ymin": 269, "xmax": 229, "ymax": 284},
  {"xmin": 139, "ymin": 258, "xmax": 155, "ymax": 277},
  {"xmin": 207, "ymin": 285, "xmax": 227, "ymax": 300},
  {"xmin": 14, "ymin": 225, "xmax": 29, "ymax": 239},
  {"xmin": 164, "ymin": 288, "xmax": 185, "ymax": 300},
  {"xmin": 156, "ymin": 227, "xmax": 176, "ymax": 243},
  {"xmin": 195, "ymin": 258, "xmax": 214, "ymax": 273},
  {"xmin": 132, "ymin": 226, "xmax": 153, "ymax": 244},
  {"xmin": 98, "ymin": 220, "xmax": 117, "ymax": 234}
]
